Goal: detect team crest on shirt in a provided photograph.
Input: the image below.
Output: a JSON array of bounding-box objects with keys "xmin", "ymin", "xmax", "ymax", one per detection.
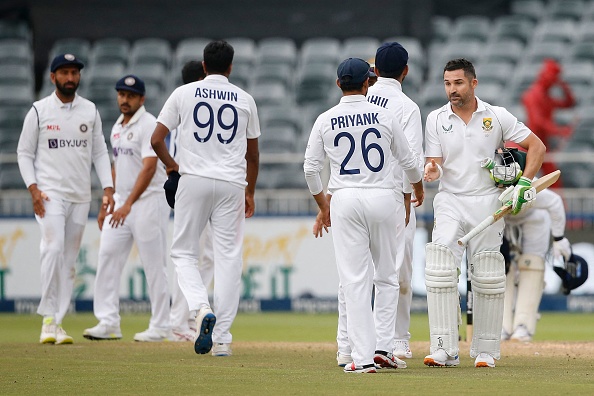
[
  {"xmin": 441, "ymin": 124, "xmax": 453, "ymax": 133},
  {"xmin": 79, "ymin": 124, "xmax": 88, "ymax": 133},
  {"xmin": 482, "ymin": 118, "xmax": 493, "ymax": 133},
  {"xmin": 127, "ymin": 132, "xmax": 133, "ymax": 140},
  {"xmin": 113, "ymin": 133, "xmax": 120, "ymax": 140}
]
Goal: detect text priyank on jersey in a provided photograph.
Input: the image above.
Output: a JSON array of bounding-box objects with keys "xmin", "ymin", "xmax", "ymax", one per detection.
[
  {"xmin": 194, "ymin": 88, "xmax": 238, "ymax": 102},
  {"xmin": 330, "ymin": 112, "xmax": 379, "ymax": 130}
]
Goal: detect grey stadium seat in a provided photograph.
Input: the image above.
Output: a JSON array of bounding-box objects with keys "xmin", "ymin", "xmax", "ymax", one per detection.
[
  {"xmin": 0, "ymin": 64, "xmax": 34, "ymax": 87},
  {"xmin": 0, "ymin": 84, "xmax": 33, "ymax": 107},
  {"xmin": 0, "ymin": 39, "xmax": 33, "ymax": 66},
  {"xmin": 342, "ymin": 37, "xmax": 380, "ymax": 62},
  {"xmin": 418, "ymin": 85, "xmax": 447, "ymax": 110},
  {"xmin": 128, "ymin": 63, "xmax": 168, "ymax": 91},
  {"xmin": 91, "ymin": 38, "xmax": 130, "ymax": 66},
  {"xmin": 50, "ymin": 38, "xmax": 91, "ymax": 64},
  {"xmin": 476, "ymin": 82, "xmax": 506, "ymax": 105},
  {"xmin": 253, "ymin": 63, "xmax": 293, "ymax": 89},
  {"xmin": 510, "ymin": 0, "xmax": 546, "ymax": 23},
  {"xmin": 228, "ymin": 63, "xmax": 251, "ymax": 90},
  {"xmin": 491, "ymin": 15, "xmax": 535, "ymax": 45},
  {"xmin": 0, "ymin": 20, "xmax": 31, "ymax": 41},
  {"xmin": 0, "ymin": 128, "xmax": 20, "ymax": 153},
  {"xmin": 257, "ymin": 37, "xmax": 297, "ymax": 67},
  {"xmin": 431, "ymin": 16, "xmax": 451, "ymax": 43},
  {"xmin": 300, "ymin": 37, "xmax": 342, "ymax": 66},
  {"xmin": 130, "ymin": 38, "xmax": 171, "ymax": 68},
  {"xmin": 508, "ymin": 63, "xmax": 542, "ymax": 103},
  {"xmin": 576, "ymin": 21, "xmax": 594, "ymax": 43},
  {"xmin": 175, "ymin": 37, "xmax": 211, "ymax": 67},
  {"xmin": 87, "ymin": 63, "xmax": 126, "ymax": 87},
  {"xmin": 526, "ymin": 41, "xmax": 566, "ymax": 64},
  {"xmin": 476, "ymin": 62, "xmax": 514, "ymax": 86},
  {"xmin": 567, "ymin": 42, "xmax": 594, "ymax": 63},
  {"xmin": 532, "ymin": 19, "xmax": 576, "ymax": 44},
  {"xmin": 0, "ymin": 163, "xmax": 25, "ymax": 190},
  {"xmin": 450, "ymin": 15, "xmax": 491, "ymax": 43},
  {"xmin": 250, "ymin": 81, "xmax": 290, "ymax": 107},
  {"xmin": 259, "ymin": 105, "xmax": 302, "ymax": 135},
  {"xmin": 545, "ymin": 0, "xmax": 585, "ymax": 22},
  {"xmin": 480, "ymin": 39, "xmax": 525, "ymax": 66},
  {"xmin": 295, "ymin": 61, "xmax": 336, "ymax": 105},
  {"xmin": 562, "ymin": 61, "xmax": 594, "ymax": 87},
  {"xmin": 225, "ymin": 37, "xmax": 256, "ymax": 66},
  {"xmin": 259, "ymin": 125, "xmax": 298, "ymax": 154}
]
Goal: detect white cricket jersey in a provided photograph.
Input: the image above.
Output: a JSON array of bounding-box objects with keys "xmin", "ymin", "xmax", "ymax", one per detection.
[
  {"xmin": 111, "ymin": 106, "xmax": 166, "ymax": 201},
  {"xmin": 157, "ymin": 74, "xmax": 260, "ymax": 187},
  {"xmin": 17, "ymin": 92, "xmax": 113, "ymax": 202},
  {"xmin": 304, "ymin": 95, "xmax": 422, "ymax": 195},
  {"xmin": 367, "ymin": 77, "xmax": 424, "ymax": 194},
  {"xmin": 425, "ymin": 97, "xmax": 532, "ymax": 196},
  {"xmin": 505, "ymin": 188, "xmax": 566, "ymax": 237}
]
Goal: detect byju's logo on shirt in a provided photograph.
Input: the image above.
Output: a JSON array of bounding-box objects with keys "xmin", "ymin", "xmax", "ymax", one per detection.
[{"xmin": 48, "ymin": 139, "xmax": 88, "ymax": 149}]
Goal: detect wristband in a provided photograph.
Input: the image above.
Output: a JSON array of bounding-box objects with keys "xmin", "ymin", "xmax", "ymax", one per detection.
[
  {"xmin": 553, "ymin": 236, "xmax": 565, "ymax": 242},
  {"xmin": 517, "ymin": 176, "xmax": 532, "ymax": 187}
]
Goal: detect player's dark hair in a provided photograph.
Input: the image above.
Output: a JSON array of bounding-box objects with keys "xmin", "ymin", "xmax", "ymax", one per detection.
[
  {"xmin": 444, "ymin": 58, "xmax": 476, "ymax": 80},
  {"xmin": 181, "ymin": 60, "xmax": 206, "ymax": 84},
  {"xmin": 203, "ymin": 40, "xmax": 234, "ymax": 74},
  {"xmin": 377, "ymin": 67, "xmax": 405, "ymax": 80},
  {"xmin": 339, "ymin": 80, "xmax": 365, "ymax": 92}
]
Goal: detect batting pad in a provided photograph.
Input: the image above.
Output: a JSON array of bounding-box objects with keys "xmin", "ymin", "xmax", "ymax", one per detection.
[
  {"xmin": 515, "ymin": 254, "xmax": 545, "ymax": 335},
  {"xmin": 470, "ymin": 251, "xmax": 505, "ymax": 359},
  {"xmin": 425, "ymin": 243, "xmax": 459, "ymax": 357}
]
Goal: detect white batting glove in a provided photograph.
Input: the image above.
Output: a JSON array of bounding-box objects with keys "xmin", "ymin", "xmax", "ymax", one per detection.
[
  {"xmin": 553, "ymin": 237, "xmax": 572, "ymax": 262},
  {"xmin": 510, "ymin": 176, "xmax": 536, "ymax": 214},
  {"xmin": 498, "ymin": 185, "xmax": 514, "ymax": 205}
]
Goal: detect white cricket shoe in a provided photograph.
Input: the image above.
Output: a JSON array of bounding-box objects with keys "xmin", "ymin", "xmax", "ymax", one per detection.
[
  {"xmin": 423, "ymin": 349, "xmax": 460, "ymax": 367},
  {"xmin": 40, "ymin": 317, "xmax": 57, "ymax": 344},
  {"xmin": 212, "ymin": 343, "xmax": 232, "ymax": 356},
  {"xmin": 133, "ymin": 328, "xmax": 173, "ymax": 342},
  {"xmin": 344, "ymin": 362, "xmax": 376, "ymax": 373},
  {"xmin": 374, "ymin": 351, "xmax": 407, "ymax": 369},
  {"xmin": 393, "ymin": 340, "xmax": 413, "ymax": 359},
  {"xmin": 83, "ymin": 323, "xmax": 122, "ymax": 340},
  {"xmin": 194, "ymin": 307, "xmax": 216, "ymax": 354},
  {"xmin": 336, "ymin": 352, "xmax": 353, "ymax": 367},
  {"xmin": 56, "ymin": 325, "xmax": 74, "ymax": 344},
  {"xmin": 501, "ymin": 329, "xmax": 511, "ymax": 341},
  {"xmin": 510, "ymin": 325, "xmax": 532, "ymax": 342},
  {"xmin": 474, "ymin": 352, "xmax": 496, "ymax": 368},
  {"xmin": 172, "ymin": 328, "xmax": 196, "ymax": 342}
]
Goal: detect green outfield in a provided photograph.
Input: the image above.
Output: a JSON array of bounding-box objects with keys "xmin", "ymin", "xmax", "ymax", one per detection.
[{"xmin": 1, "ymin": 312, "xmax": 594, "ymax": 395}]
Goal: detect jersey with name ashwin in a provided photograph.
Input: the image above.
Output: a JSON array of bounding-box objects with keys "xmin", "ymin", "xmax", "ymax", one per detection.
[
  {"xmin": 17, "ymin": 92, "xmax": 113, "ymax": 203},
  {"xmin": 111, "ymin": 106, "xmax": 166, "ymax": 201},
  {"xmin": 304, "ymin": 95, "xmax": 421, "ymax": 194},
  {"xmin": 367, "ymin": 78, "xmax": 424, "ymax": 194},
  {"xmin": 425, "ymin": 97, "xmax": 532, "ymax": 196},
  {"xmin": 157, "ymin": 74, "xmax": 260, "ymax": 187}
]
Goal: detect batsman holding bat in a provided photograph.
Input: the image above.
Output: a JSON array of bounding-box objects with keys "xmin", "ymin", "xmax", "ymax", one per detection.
[{"xmin": 422, "ymin": 58, "xmax": 545, "ymax": 368}]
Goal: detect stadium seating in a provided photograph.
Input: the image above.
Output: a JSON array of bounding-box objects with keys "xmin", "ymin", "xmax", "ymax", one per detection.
[
  {"xmin": 431, "ymin": 15, "xmax": 451, "ymax": 43},
  {"xmin": 300, "ymin": 37, "xmax": 342, "ymax": 66},
  {"xmin": 0, "ymin": 19, "xmax": 31, "ymax": 42},
  {"xmin": 251, "ymin": 81, "xmax": 290, "ymax": 107},
  {"xmin": 0, "ymin": 39, "xmax": 32, "ymax": 66},
  {"xmin": 532, "ymin": 19, "xmax": 576, "ymax": 43},
  {"xmin": 490, "ymin": 15, "xmax": 535, "ymax": 44},
  {"xmin": 450, "ymin": 15, "xmax": 491, "ymax": 43},
  {"xmin": 480, "ymin": 38, "xmax": 525, "ymax": 66},
  {"xmin": 49, "ymin": 38, "xmax": 91, "ymax": 64},
  {"xmin": 253, "ymin": 63, "xmax": 294, "ymax": 90},
  {"xmin": 91, "ymin": 38, "xmax": 130, "ymax": 66},
  {"xmin": 130, "ymin": 38, "xmax": 171, "ymax": 68},
  {"xmin": 225, "ymin": 37, "xmax": 256, "ymax": 66},
  {"xmin": 257, "ymin": 37, "xmax": 297, "ymax": 67},
  {"xmin": 174, "ymin": 37, "xmax": 212, "ymax": 67},
  {"xmin": 0, "ymin": 163, "xmax": 24, "ymax": 190},
  {"xmin": 511, "ymin": 0, "xmax": 546, "ymax": 23},
  {"xmin": 341, "ymin": 37, "xmax": 380, "ymax": 61},
  {"xmin": 545, "ymin": 0, "xmax": 586, "ymax": 21}
]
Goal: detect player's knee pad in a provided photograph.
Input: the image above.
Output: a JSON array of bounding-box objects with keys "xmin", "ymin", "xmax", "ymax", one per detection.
[
  {"xmin": 470, "ymin": 250, "xmax": 505, "ymax": 359},
  {"xmin": 425, "ymin": 243, "xmax": 459, "ymax": 356}
]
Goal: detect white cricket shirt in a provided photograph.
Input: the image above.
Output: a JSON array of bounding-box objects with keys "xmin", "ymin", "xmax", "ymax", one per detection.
[
  {"xmin": 304, "ymin": 95, "xmax": 422, "ymax": 195},
  {"xmin": 111, "ymin": 106, "xmax": 166, "ymax": 201},
  {"xmin": 17, "ymin": 92, "xmax": 113, "ymax": 203},
  {"xmin": 157, "ymin": 74, "xmax": 260, "ymax": 187},
  {"xmin": 367, "ymin": 77, "xmax": 424, "ymax": 194},
  {"xmin": 425, "ymin": 97, "xmax": 532, "ymax": 196}
]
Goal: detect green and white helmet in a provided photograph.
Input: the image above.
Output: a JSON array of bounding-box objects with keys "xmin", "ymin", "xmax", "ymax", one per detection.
[{"xmin": 481, "ymin": 147, "xmax": 527, "ymax": 187}]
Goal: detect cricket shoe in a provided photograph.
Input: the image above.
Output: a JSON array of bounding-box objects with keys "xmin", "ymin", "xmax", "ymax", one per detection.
[
  {"xmin": 510, "ymin": 325, "xmax": 532, "ymax": 342},
  {"xmin": 134, "ymin": 328, "xmax": 173, "ymax": 342},
  {"xmin": 172, "ymin": 328, "xmax": 196, "ymax": 342},
  {"xmin": 194, "ymin": 307, "xmax": 216, "ymax": 354},
  {"xmin": 83, "ymin": 323, "xmax": 122, "ymax": 340},
  {"xmin": 474, "ymin": 352, "xmax": 496, "ymax": 368},
  {"xmin": 336, "ymin": 352, "xmax": 353, "ymax": 367},
  {"xmin": 423, "ymin": 349, "xmax": 460, "ymax": 367},
  {"xmin": 212, "ymin": 343, "xmax": 232, "ymax": 356},
  {"xmin": 40, "ymin": 317, "xmax": 57, "ymax": 344},
  {"xmin": 344, "ymin": 362, "xmax": 377, "ymax": 373},
  {"xmin": 501, "ymin": 329, "xmax": 511, "ymax": 341},
  {"xmin": 374, "ymin": 350, "xmax": 407, "ymax": 369},
  {"xmin": 393, "ymin": 340, "xmax": 413, "ymax": 359},
  {"xmin": 55, "ymin": 325, "xmax": 74, "ymax": 344}
]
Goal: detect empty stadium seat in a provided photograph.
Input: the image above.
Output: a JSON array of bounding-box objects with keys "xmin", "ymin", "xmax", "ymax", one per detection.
[
  {"xmin": 567, "ymin": 41, "xmax": 594, "ymax": 63},
  {"xmin": 0, "ymin": 64, "xmax": 33, "ymax": 87},
  {"xmin": 431, "ymin": 15, "xmax": 451, "ymax": 43},
  {"xmin": 476, "ymin": 82, "xmax": 506, "ymax": 105},
  {"xmin": 259, "ymin": 125, "xmax": 298, "ymax": 154},
  {"xmin": 562, "ymin": 61, "xmax": 594, "ymax": 87},
  {"xmin": 228, "ymin": 63, "xmax": 251, "ymax": 90},
  {"xmin": 225, "ymin": 37, "xmax": 256, "ymax": 66},
  {"xmin": 428, "ymin": 40, "xmax": 482, "ymax": 81},
  {"xmin": 0, "ymin": 19, "xmax": 31, "ymax": 41},
  {"xmin": 259, "ymin": 105, "xmax": 302, "ymax": 134},
  {"xmin": 0, "ymin": 128, "xmax": 20, "ymax": 153},
  {"xmin": 508, "ymin": 63, "xmax": 542, "ymax": 103},
  {"xmin": 50, "ymin": 38, "xmax": 91, "ymax": 64},
  {"xmin": 253, "ymin": 63, "xmax": 293, "ymax": 89},
  {"xmin": 0, "ymin": 163, "xmax": 25, "ymax": 190},
  {"xmin": 526, "ymin": 41, "xmax": 566, "ymax": 63},
  {"xmin": 0, "ymin": 84, "xmax": 33, "ymax": 107},
  {"xmin": 532, "ymin": 19, "xmax": 576, "ymax": 43},
  {"xmin": 257, "ymin": 37, "xmax": 297, "ymax": 66},
  {"xmin": 491, "ymin": 15, "xmax": 535, "ymax": 44},
  {"xmin": 342, "ymin": 37, "xmax": 380, "ymax": 61},
  {"xmin": 511, "ymin": 0, "xmax": 546, "ymax": 23},
  {"xmin": 87, "ymin": 63, "xmax": 126, "ymax": 87},
  {"xmin": 0, "ymin": 39, "xmax": 32, "ymax": 66},
  {"xmin": 130, "ymin": 38, "xmax": 171, "ymax": 68},
  {"xmin": 91, "ymin": 38, "xmax": 130, "ymax": 66},
  {"xmin": 480, "ymin": 39, "xmax": 525, "ymax": 66},
  {"xmin": 476, "ymin": 62, "xmax": 514, "ymax": 86},
  {"xmin": 251, "ymin": 81, "xmax": 290, "ymax": 107},
  {"xmin": 575, "ymin": 20, "xmax": 594, "ymax": 43},
  {"xmin": 175, "ymin": 37, "xmax": 211, "ymax": 67},
  {"xmin": 128, "ymin": 63, "xmax": 168, "ymax": 91},
  {"xmin": 300, "ymin": 37, "xmax": 342, "ymax": 66},
  {"xmin": 545, "ymin": 0, "xmax": 585, "ymax": 21},
  {"xmin": 418, "ymin": 85, "xmax": 447, "ymax": 110},
  {"xmin": 450, "ymin": 15, "xmax": 491, "ymax": 43},
  {"xmin": 295, "ymin": 62, "xmax": 336, "ymax": 105}
]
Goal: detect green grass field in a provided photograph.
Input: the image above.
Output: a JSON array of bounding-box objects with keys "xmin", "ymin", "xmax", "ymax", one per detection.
[{"xmin": 1, "ymin": 312, "xmax": 594, "ymax": 395}]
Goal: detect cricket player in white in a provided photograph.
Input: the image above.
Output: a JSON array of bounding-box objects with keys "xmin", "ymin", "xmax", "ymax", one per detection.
[
  {"xmin": 423, "ymin": 58, "xmax": 545, "ymax": 368},
  {"xmin": 334, "ymin": 43, "xmax": 424, "ymax": 367},
  {"xmin": 502, "ymin": 188, "xmax": 571, "ymax": 342},
  {"xmin": 151, "ymin": 40, "xmax": 260, "ymax": 357},
  {"xmin": 305, "ymin": 58, "xmax": 423, "ymax": 373},
  {"xmin": 83, "ymin": 75, "xmax": 171, "ymax": 342},
  {"xmin": 17, "ymin": 54, "xmax": 114, "ymax": 344},
  {"xmin": 167, "ymin": 61, "xmax": 216, "ymax": 342}
]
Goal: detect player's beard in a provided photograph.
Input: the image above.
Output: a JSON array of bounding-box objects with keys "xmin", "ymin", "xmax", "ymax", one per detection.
[{"xmin": 55, "ymin": 80, "xmax": 78, "ymax": 97}]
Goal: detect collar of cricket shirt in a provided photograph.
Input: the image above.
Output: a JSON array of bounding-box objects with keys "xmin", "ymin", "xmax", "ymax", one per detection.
[
  {"xmin": 375, "ymin": 77, "xmax": 403, "ymax": 92},
  {"xmin": 52, "ymin": 91, "xmax": 81, "ymax": 109},
  {"xmin": 446, "ymin": 96, "xmax": 487, "ymax": 119},
  {"xmin": 339, "ymin": 95, "xmax": 367, "ymax": 103},
  {"xmin": 115, "ymin": 105, "xmax": 146, "ymax": 127}
]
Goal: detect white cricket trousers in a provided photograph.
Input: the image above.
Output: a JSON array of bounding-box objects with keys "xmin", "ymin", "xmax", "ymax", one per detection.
[
  {"xmin": 93, "ymin": 193, "xmax": 171, "ymax": 330},
  {"xmin": 36, "ymin": 198, "xmax": 90, "ymax": 324},
  {"xmin": 171, "ymin": 174, "xmax": 244, "ymax": 345},
  {"xmin": 170, "ymin": 222, "xmax": 214, "ymax": 332},
  {"xmin": 331, "ymin": 188, "xmax": 404, "ymax": 367},
  {"xmin": 395, "ymin": 206, "xmax": 416, "ymax": 341}
]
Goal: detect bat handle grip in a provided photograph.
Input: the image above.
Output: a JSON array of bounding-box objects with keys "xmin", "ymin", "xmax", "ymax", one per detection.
[{"xmin": 458, "ymin": 216, "xmax": 496, "ymax": 246}]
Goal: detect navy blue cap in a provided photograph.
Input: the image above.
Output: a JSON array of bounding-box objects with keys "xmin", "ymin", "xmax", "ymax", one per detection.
[
  {"xmin": 115, "ymin": 75, "xmax": 145, "ymax": 95},
  {"xmin": 369, "ymin": 66, "xmax": 377, "ymax": 78},
  {"xmin": 50, "ymin": 53, "xmax": 85, "ymax": 73},
  {"xmin": 375, "ymin": 42, "xmax": 408, "ymax": 74},
  {"xmin": 337, "ymin": 58, "xmax": 370, "ymax": 84}
]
